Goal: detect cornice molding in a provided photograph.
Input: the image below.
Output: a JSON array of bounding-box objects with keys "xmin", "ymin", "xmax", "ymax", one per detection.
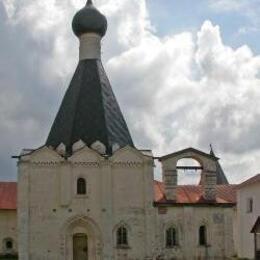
[
  {"xmin": 23, "ymin": 160, "xmax": 151, "ymax": 169},
  {"xmin": 112, "ymin": 161, "xmax": 144, "ymax": 168}
]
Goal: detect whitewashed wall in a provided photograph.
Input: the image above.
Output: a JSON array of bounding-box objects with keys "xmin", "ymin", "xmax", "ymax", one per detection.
[
  {"xmin": 237, "ymin": 182, "xmax": 260, "ymax": 259},
  {"xmin": 0, "ymin": 210, "xmax": 17, "ymax": 256}
]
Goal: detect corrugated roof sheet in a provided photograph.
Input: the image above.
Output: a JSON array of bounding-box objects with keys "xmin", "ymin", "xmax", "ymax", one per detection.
[
  {"xmin": 154, "ymin": 181, "xmax": 237, "ymax": 204},
  {"xmin": 0, "ymin": 182, "xmax": 17, "ymax": 210}
]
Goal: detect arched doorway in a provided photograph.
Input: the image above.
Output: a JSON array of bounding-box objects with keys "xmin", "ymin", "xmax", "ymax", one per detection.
[
  {"xmin": 73, "ymin": 233, "xmax": 88, "ymax": 260},
  {"xmin": 60, "ymin": 215, "xmax": 102, "ymax": 260}
]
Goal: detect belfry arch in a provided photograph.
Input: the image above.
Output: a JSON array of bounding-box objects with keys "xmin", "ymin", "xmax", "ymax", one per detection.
[
  {"xmin": 159, "ymin": 148, "xmax": 218, "ymax": 201},
  {"xmin": 60, "ymin": 215, "xmax": 102, "ymax": 260},
  {"xmin": 176, "ymin": 158, "xmax": 202, "ymax": 185}
]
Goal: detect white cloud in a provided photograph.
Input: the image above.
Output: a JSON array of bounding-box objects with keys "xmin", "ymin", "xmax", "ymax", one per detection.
[
  {"xmin": 1, "ymin": 0, "xmax": 260, "ymax": 183},
  {"xmin": 2, "ymin": 0, "xmax": 15, "ymax": 18},
  {"xmin": 208, "ymin": 0, "xmax": 260, "ymax": 37}
]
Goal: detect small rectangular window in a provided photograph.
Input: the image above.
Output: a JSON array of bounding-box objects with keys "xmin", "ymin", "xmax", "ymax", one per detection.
[
  {"xmin": 77, "ymin": 178, "xmax": 86, "ymax": 195},
  {"xmin": 246, "ymin": 198, "xmax": 253, "ymax": 213},
  {"xmin": 199, "ymin": 226, "xmax": 207, "ymax": 246}
]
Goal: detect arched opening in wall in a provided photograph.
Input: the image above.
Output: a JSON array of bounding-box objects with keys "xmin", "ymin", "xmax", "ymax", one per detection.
[
  {"xmin": 177, "ymin": 158, "xmax": 202, "ymax": 185},
  {"xmin": 166, "ymin": 227, "xmax": 178, "ymax": 247},
  {"xmin": 73, "ymin": 233, "xmax": 88, "ymax": 260},
  {"xmin": 3, "ymin": 238, "xmax": 14, "ymax": 255},
  {"xmin": 116, "ymin": 226, "xmax": 128, "ymax": 248},
  {"xmin": 77, "ymin": 178, "xmax": 86, "ymax": 195}
]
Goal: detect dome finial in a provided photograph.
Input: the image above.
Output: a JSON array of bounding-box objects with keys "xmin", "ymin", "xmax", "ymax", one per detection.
[
  {"xmin": 86, "ymin": 0, "xmax": 93, "ymax": 5},
  {"xmin": 72, "ymin": 0, "xmax": 107, "ymax": 37}
]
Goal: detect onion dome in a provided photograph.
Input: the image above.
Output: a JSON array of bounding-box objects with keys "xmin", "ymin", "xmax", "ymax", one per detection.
[{"xmin": 72, "ymin": 0, "xmax": 107, "ymax": 37}]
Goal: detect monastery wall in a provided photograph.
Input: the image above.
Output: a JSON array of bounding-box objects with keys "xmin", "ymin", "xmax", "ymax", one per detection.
[
  {"xmin": 155, "ymin": 206, "xmax": 235, "ymax": 259},
  {"xmin": 237, "ymin": 182, "xmax": 260, "ymax": 259},
  {"xmin": 0, "ymin": 209, "xmax": 17, "ymax": 256},
  {"xmin": 17, "ymin": 145, "xmax": 156, "ymax": 260}
]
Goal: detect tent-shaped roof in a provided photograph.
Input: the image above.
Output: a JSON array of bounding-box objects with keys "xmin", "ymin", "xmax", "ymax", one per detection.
[
  {"xmin": 209, "ymin": 146, "xmax": 229, "ymax": 185},
  {"xmin": 46, "ymin": 60, "xmax": 134, "ymax": 155},
  {"xmin": 46, "ymin": 1, "xmax": 134, "ymax": 155}
]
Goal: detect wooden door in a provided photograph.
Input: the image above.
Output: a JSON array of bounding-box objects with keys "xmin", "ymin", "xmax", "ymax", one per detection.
[{"xmin": 73, "ymin": 234, "xmax": 88, "ymax": 260}]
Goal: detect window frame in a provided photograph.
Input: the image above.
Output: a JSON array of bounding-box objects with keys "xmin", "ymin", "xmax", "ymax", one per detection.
[
  {"xmin": 77, "ymin": 177, "xmax": 87, "ymax": 195},
  {"xmin": 165, "ymin": 226, "xmax": 178, "ymax": 248},
  {"xmin": 246, "ymin": 197, "xmax": 253, "ymax": 213},
  {"xmin": 116, "ymin": 226, "xmax": 129, "ymax": 248},
  {"xmin": 3, "ymin": 238, "xmax": 14, "ymax": 252},
  {"xmin": 199, "ymin": 225, "xmax": 207, "ymax": 246}
]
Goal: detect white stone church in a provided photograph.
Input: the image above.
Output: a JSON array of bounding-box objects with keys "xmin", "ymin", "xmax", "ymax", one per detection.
[{"xmin": 0, "ymin": 1, "xmax": 251, "ymax": 259}]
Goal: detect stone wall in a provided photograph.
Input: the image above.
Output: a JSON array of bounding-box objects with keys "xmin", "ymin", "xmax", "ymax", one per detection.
[
  {"xmin": 155, "ymin": 206, "xmax": 235, "ymax": 259},
  {"xmin": 0, "ymin": 210, "xmax": 17, "ymax": 256},
  {"xmin": 18, "ymin": 145, "xmax": 155, "ymax": 260},
  {"xmin": 237, "ymin": 182, "xmax": 260, "ymax": 259},
  {"xmin": 16, "ymin": 145, "xmax": 236, "ymax": 260}
]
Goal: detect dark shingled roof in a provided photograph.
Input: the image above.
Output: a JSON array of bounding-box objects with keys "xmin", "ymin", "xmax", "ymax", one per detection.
[
  {"xmin": 251, "ymin": 217, "xmax": 260, "ymax": 233},
  {"xmin": 210, "ymin": 147, "xmax": 229, "ymax": 185},
  {"xmin": 46, "ymin": 60, "xmax": 134, "ymax": 154}
]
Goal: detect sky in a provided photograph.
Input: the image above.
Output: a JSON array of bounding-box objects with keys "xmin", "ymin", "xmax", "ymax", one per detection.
[{"xmin": 0, "ymin": 0, "xmax": 260, "ymax": 183}]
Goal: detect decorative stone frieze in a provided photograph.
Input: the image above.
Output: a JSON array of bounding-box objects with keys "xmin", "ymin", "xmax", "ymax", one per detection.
[
  {"xmin": 112, "ymin": 161, "xmax": 143, "ymax": 168},
  {"xmin": 72, "ymin": 162, "xmax": 100, "ymax": 168}
]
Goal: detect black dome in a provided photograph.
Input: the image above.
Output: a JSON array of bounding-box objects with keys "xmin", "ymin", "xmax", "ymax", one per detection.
[{"xmin": 72, "ymin": 0, "xmax": 107, "ymax": 37}]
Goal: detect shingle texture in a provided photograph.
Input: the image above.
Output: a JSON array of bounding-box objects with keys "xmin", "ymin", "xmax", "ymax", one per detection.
[
  {"xmin": 46, "ymin": 60, "xmax": 134, "ymax": 154},
  {"xmin": 215, "ymin": 160, "xmax": 229, "ymax": 184},
  {"xmin": 210, "ymin": 148, "xmax": 229, "ymax": 185}
]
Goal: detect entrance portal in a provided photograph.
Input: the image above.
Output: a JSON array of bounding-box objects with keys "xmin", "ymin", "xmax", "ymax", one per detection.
[{"xmin": 73, "ymin": 234, "xmax": 88, "ymax": 260}]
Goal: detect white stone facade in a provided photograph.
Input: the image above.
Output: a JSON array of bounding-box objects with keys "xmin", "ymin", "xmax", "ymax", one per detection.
[
  {"xmin": 13, "ymin": 144, "xmax": 236, "ymax": 259},
  {"xmin": 0, "ymin": 210, "xmax": 17, "ymax": 257},
  {"xmin": 154, "ymin": 207, "xmax": 235, "ymax": 259},
  {"xmin": 236, "ymin": 177, "xmax": 260, "ymax": 259}
]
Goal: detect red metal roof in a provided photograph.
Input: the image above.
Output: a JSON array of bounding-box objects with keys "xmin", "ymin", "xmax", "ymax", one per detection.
[
  {"xmin": 237, "ymin": 174, "xmax": 260, "ymax": 189},
  {"xmin": 0, "ymin": 181, "xmax": 236, "ymax": 210},
  {"xmin": 154, "ymin": 181, "xmax": 237, "ymax": 205},
  {"xmin": 0, "ymin": 182, "xmax": 17, "ymax": 210}
]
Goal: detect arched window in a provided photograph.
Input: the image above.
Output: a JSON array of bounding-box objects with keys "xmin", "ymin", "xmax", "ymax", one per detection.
[
  {"xmin": 77, "ymin": 178, "xmax": 86, "ymax": 195},
  {"xmin": 199, "ymin": 225, "xmax": 207, "ymax": 246},
  {"xmin": 166, "ymin": 227, "xmax": 178, "ymax": 247},
  {"xmin": 3, "ymin": 238, "xmax": 13, "ymax": 250},
  {"xmin": 116, "ymin": 226, "xmax": 128, "ymax": 247}
]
